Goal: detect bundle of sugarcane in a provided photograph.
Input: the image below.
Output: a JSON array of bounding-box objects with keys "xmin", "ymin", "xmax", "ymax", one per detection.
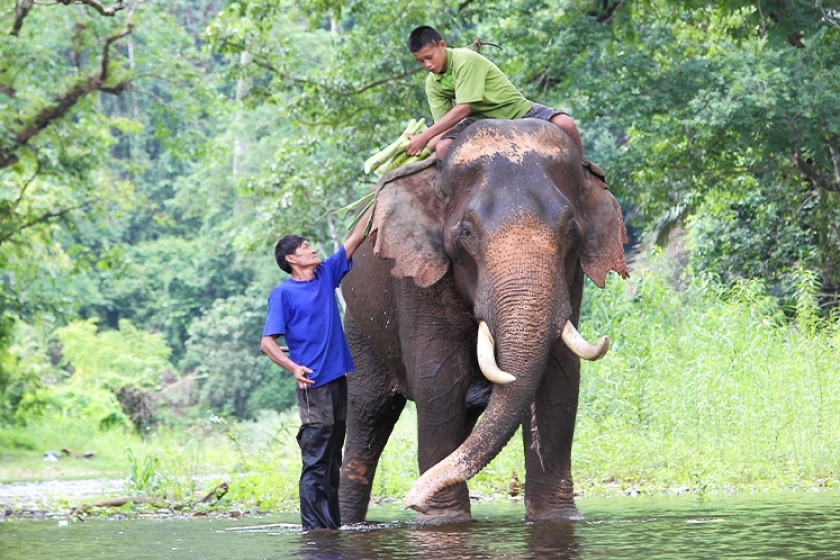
[{"xmin": 364, "ymin": 118, "xmax": 432, "ymax": 176}]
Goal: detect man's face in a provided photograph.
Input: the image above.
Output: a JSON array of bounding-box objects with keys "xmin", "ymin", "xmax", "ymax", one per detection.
[
  {"xmin": 412, "ymin": 40, "xmax": 448, "ymax": 74},
  {"xmin": 288, "ymin": 240, "xmax": 321, "ymax": 269}
]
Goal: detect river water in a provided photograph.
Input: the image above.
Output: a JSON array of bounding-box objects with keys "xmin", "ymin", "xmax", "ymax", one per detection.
[{"xmin": 1, "ymin": 491, "xmax": 838, "ymax": 559}]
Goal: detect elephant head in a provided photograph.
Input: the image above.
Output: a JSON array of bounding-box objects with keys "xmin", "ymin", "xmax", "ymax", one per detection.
[{"xmin": 368, "ymin": 118, "xmax": 628, "ymax": 514}]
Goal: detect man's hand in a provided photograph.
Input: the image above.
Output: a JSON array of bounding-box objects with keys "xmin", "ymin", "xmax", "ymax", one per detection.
[
  {"xmin": 406, "ymin": 132, "xmax": 429, "ymax": 156},
  {"xmin": 291, "ymin": 364, "xmax": 315, "ymax": 389},
  {"xmin": 261, "ymin": 335, "xmax": 316, "ymax": 389}
]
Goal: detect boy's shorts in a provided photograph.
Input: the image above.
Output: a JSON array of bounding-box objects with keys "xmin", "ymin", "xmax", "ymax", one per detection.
[{"xmin": 440, "ymin": 103, "xmax": 570, "ymax": 141}]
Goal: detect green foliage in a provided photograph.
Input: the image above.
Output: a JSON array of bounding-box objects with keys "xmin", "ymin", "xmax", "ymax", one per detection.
[
  {"xmin": 7, "ymin": 318, "xmax": 177, "ymax": 429},
  {"xmin": 183, "ymin": 288, "xmax": 296, "ymax": 420},
  {"xmin": 2, "ymin": 321, "xmax": 58, "ymax": 425},
  {"xmin": 55, "ymin": 319, "xmax": 170, "ymax": 387},
  {"xmin": 2, "ymin": 0, "xmax": 840, "ymax": 513},
  {"xmin": 78, "ymin": 238, "xmax": 256, "ymax": 363},
  {"xmin": 55, "ymin": 318, "xmax": 171, "ymax": 390},
  {"xmin": 575, "ymin": 251, "xmax": 840, "ymax": 494}
]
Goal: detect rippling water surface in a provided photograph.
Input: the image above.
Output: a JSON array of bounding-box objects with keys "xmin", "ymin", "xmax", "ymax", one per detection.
[{"xmin": 2, "ymin": 492, "xmax": 838, "ymax": 559}]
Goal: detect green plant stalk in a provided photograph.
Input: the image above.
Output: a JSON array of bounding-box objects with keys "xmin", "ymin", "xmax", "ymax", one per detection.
[
  {"xmin": 344, "ymin": 195, "xmax": 376, "ymax": 235},
  {"xmin": 363, "ymin": 119, "xmax": 416, "ymax": 174},
  {"xmin": 332, "ymin": 191, "xmax": 374, "ymax": 216},
  {"xmin": 364, "ymin": 118, "xmax": 428, "ymax": 175}
]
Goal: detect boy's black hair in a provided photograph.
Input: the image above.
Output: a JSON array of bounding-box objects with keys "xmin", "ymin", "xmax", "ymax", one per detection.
[
  {"xmin": 408, "ymin": 26, "xmax": 443, "ymax": 52},
  {"xmin": 275, "ymin": 234, "xmax": 305, "ymax": 274}
]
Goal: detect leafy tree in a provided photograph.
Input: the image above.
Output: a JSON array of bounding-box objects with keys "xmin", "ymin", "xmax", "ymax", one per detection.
[
  {"xmin": 11, "ymin": 317, "xmax": 174, "ymax": 428},
  {"xmin": 76, "ymin": 237, "xmax": 257, "ymax": 363},
  {"xmin": 0, "ymin": 0, "xmax": 223, "ymax": 392},
  {"xmin": 564, "ymin": 1, "xmax": 840, "ymax": 307},
  {"xmin": 182, "ymin": 287, "xmax": 295, "ymax": 419}
]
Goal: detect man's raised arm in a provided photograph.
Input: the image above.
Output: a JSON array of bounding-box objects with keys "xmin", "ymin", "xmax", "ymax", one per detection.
[{"xmin": 343, "ymin": 204, "xmax": 374, "ymax": 260}]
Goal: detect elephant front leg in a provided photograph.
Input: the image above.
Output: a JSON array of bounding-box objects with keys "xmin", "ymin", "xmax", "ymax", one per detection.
[
  {"xmin": 410, "ymin": 352, "xmax": 475, "ymax": 524},
  {"xmin": 522, "ymin": 348, "xmax": 583, "ymax": 521}
]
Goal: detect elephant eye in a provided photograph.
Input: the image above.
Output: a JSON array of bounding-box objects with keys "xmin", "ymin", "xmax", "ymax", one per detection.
[{"xmin": 457, "ymin": 222, "xmax": 479, "ymax": 254}]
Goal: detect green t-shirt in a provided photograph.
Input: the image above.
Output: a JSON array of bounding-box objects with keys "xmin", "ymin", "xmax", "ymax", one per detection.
[{"xmin": 425, "ymin": 47, "xmax": 532, "ymax": 122}]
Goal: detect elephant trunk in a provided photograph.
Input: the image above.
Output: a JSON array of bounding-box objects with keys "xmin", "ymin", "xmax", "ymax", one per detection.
[{"xmin": 405, "ymin": 268, "xmax": 557, "ymax": 512}]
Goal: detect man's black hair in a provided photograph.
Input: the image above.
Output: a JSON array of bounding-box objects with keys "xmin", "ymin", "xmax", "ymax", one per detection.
[
  {"xmin": 408, "ymin": 26, "xmax": 443, "ymax": 53},
  {"xmin": 275, "ymin": 234, "xmax": 305, "ymax": 274}
]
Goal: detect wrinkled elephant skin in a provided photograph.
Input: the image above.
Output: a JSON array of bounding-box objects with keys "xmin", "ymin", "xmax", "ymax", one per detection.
[{"xmin": 339, "ymin": 119, "xmax": 628, "ymax": 524}]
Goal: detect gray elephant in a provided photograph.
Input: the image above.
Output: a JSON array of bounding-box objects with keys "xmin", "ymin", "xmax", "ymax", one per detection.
[{"xmin": 339, "ymin": 118, "xmax": 628, "ymax": 523}]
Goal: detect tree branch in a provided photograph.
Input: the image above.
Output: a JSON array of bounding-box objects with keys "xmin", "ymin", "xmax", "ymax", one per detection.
[
  {"xmin": 56, "ymin": 0, "xmax": 127, "ymax": 17},
  {"xmin": 100, "ymin": 23, "xmax": 133, "ymax": 80},
  {"xmin": 249, "ymin": 53, "xmax": 421, "ymax": 97},
  {"xmin": 0, "ymin": 203, "xmax": 84, "ymax": 246},
  {"xmin": 827, "ymin": 134, "xmax": 840, "ymax": 190},
  {"xmin": 0, "ymin": 15, "xmax": 135, "ymax": 170},
  {"xmin": 594, "ymin": 0, "xmax": 626, "ymax": 24},
  {"xmin": 817, "ymin": 0, "xmax": 840, "ymax": 33},
  {"xmin": 792, "ymin": 147, "xmax": 839, "ymax": 194},
  {"xmin": 11, "ymin": 0, "xmax": 35, "ymax": 36},
  {"xmin": 249, "ymin": 57, "xmax": 314, "ymax": 88},
  {"xmin": 353, "ymin": 67, "xmax": 422, "ymax": 94}
]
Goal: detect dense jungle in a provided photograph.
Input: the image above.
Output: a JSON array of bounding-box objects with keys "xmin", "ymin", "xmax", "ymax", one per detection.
[{"xmin": 1, "ymin": 0, "xmax": 839, "ymax": 514}]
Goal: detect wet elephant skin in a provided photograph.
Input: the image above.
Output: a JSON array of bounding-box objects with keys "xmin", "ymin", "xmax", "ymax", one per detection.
[{"xmin": 339, "ymin": 119, "xmax": 628, "ymax": 524}]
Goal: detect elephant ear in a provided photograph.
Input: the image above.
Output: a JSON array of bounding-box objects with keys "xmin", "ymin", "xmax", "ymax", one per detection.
[
  {"xmin": 576, "ymin": 167, "xmax": 630, "ymax": 288},
  {"xmin": 369, "ymin": 158, "xmax": 449, "ymax": 288}
]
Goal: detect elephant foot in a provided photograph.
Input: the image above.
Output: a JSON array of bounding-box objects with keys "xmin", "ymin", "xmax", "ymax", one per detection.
[
  {"xmin": 406, "ymin": 480, "xmax": 472, "ymax": 524},
  {"xmin": 413, "ymin": 506, "xmax": 472, "ymax": 526},
  {"xmin": 526, "ymin": 502, "xmax": 583, "ymax": 522}
]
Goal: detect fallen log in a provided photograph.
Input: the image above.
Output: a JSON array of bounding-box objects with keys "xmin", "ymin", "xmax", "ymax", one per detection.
[{"xmin": 70, "ymin": 482, "xmax": 229, "ymax": 517}]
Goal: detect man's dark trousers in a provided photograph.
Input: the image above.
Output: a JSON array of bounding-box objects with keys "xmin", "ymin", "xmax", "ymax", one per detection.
[{"xmin": 296, "ymin": 375, "xmax": 347, "ymax": 530}]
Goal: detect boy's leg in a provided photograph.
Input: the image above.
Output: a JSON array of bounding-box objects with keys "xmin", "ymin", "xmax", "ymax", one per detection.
[
  {"xmin": 523, "ymin": 103, "xmax": 584, "ymax": 157},
  {"xmin": 434, "ymin": 120, "xmax": 475, "ymax": 160},
  {"xmin": 524, "ymin": 103, "xmax": 607, "ymax": 183},
  {"xmin": 549, "ymin": 113, "xmax": 583, "ymax": 157}
]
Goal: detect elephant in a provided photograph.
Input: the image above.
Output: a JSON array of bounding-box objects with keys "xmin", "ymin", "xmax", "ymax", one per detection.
[{"xmin": 338, "ymin": 118, "xmax": 629, "ymax": 524}]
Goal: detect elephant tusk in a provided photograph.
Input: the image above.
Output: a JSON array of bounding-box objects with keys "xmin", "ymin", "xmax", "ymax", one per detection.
[
  {"xmin": 561, "ymin": 320, "xmax": 609, "ymax": 361},
  {"xmin": 476, "ymin": 321, "xmax": 516, "ymax": 385}
]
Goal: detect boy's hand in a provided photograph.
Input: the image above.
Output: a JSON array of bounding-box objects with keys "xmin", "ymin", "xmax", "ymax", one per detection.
[
  {"xmin": 292, "ymin": 364, "xmax": 315, "ymax": 389},
  {"xmin": 406, "ymin": 132, "xmax": 429, "ymax": 156}
]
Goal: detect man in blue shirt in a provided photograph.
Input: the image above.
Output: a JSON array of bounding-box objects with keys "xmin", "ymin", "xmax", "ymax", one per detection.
[{"xmin": 260, "ymin": 207, "xmax": 372, "ymax": 530}]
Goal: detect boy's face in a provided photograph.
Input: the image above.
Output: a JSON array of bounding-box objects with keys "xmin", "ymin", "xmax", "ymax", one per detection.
[{"xmin": 412, "ymin": 40, "xmax": 448, "ymax": 74}]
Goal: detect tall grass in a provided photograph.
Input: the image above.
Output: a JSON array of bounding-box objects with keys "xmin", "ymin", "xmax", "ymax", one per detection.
[
  {"xmin": 3, "ymin": 255, "xmax": 838, "ymax": 512},
  {"xmin": 574, "ymin": 252, "xmax": 840, "ymax": 495}
]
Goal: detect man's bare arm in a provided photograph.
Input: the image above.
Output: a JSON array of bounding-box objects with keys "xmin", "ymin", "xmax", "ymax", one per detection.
[
  {"xmin": 343, "ymin": 203, "xmax": 374, "ymax": 260},
  {"xmin": 260, "ymin": 335, "xmax": 314, "ymax": 388},
  {"xmin": 406, "ymin": 103, "xmax": 471, "ymax": 155}
]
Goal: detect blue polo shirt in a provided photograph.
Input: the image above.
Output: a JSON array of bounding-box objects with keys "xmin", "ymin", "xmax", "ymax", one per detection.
[{"xmin": 262, "ymin": 246, "xmax": 354, "ymax": 388}]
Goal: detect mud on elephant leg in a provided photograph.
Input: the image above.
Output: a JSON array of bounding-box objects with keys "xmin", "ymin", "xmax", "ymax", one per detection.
[
  {"xmin": 339, "ymin": 318, "xmax": 407, "ymax": 524},
  {"xmin": 411, "ymin": 357, "xmax": 476, "ymax": 524},
  {"xmin": 413, "ymin": 404, "xmax": 473, "ymax": 525},
  {"xmin": 521, "ymin": 346, "xmax": 583, "ymax": 521}
]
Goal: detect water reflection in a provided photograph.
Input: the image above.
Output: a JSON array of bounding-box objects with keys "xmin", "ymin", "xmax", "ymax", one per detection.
[
  {"xmin": 289, "ymin": 516, "xmax": 581, "ymax": 560},
  {"xmin": 3, "ymin": 492, "xmax": 839, "ymax": 560},
  {"xmin": 528, "ymin": 521, "xmax": 579, "ymax": 560}
]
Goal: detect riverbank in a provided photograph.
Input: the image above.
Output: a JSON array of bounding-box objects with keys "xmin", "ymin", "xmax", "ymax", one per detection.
[
  {"xmin": 4, "ymin": 472, "xmax": 837, "ymax": 523},
  {"xmin": 0, "ymin": 476, "xmax": 240, "ymax": 521}
]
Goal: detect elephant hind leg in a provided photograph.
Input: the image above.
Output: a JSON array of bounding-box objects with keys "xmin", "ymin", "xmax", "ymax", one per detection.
[{"xmin": 340, "ymin": 318, "xmax": 406, "ymax": 524}]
